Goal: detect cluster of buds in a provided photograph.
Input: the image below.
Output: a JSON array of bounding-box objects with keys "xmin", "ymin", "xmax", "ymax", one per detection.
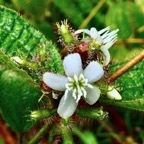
[{"xmin": 41, "ymin": 20, "xmax": 122, "ymax": 119}]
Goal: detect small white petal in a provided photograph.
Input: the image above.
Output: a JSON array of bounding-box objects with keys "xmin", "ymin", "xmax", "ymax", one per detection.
[
  {"xmin": 75, "ymin": 29, "xmax": 90, "ymax": 35},
  {"xmin": 101, "ymin": 46, "xmax": 110, "ymax": 66},
  {"xmin": 84, "ymin": 86, "xmax": 101, "ymax": 105},
  {"xmin": 98, "ymin": 27, "xmax": 110, "ymax": 35},
  {"xmin": 63, "ymin": 53, "xmax": 82, "ymax": 77},
  {"xmin": 57, "ymin": 92, "xmax": 78, "ymax": 118},
  {"xmin": 107, "ymin": 86, "xmax": 122, "ymax": 100},
  {"xmin": 43, "ymin": 72, "xmax": 68, "ymax": 91},
  {"xmin": 83, "ymin": 61, "xmax": 104, "ymax": 83}
]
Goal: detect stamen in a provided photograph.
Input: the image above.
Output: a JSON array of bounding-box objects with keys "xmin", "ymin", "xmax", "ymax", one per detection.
[
  {"xmin": 79, "ymin": 74, "xmax": 84, "ymax": 79},
  {"xmin": 65, "ymin": 83, "xmax": 72, "ymax": 90},
  {"xmin": 76, "ymin": 94, "xmax": 81, "ymax": 103},
  {"xmin": 72, "ymin": 89, "xmax": 77, "ymax": 99},
  {"xmin": 81, "ymin": 87, "xmax": 87, "ymax": 98},
  {"xmin": 77, "ymin": 84, "xmax": 83, "ymax": 97},
  {"xmin": 83, "ymin": 78, "xmax": 88, "ymax": 84},
  {"xmin": 65, "ymin": 73, "xmax": 93, "ymax": 102},
  {"xmin": 68, "ymin": 77, "xmax": 73, "ymax": 82},
  {"xmin": 74, "ymin": 75, "xmax": 78, "ymax": 82},
  {"xmin": 87, "ymin": 84, "xmax": 94, "ymax": 89}
]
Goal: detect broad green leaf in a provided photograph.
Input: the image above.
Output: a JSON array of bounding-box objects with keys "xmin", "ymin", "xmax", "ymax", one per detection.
[
  {"xmin": 0, "ymin": 50, "xmax": 42, "ymax": 133},
  {"xmin": 100, "ymin": 60, "xmax": 144, "ymax": 111},
  {"xmin": 0, "ymin": 5, "xmax": 63, "ymax": 82}
]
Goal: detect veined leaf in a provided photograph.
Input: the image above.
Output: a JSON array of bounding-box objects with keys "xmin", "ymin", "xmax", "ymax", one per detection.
[
  {"xmin": 106, "ymin": 1, "xmax": 144, "ymax": 38},
  {"xmin": 0, "ymin": 50, "xmax": 42, "ymax": 133},
  {"xmin": 11, "ymin": 0, "xmax": 50, "ymax": 21},
  {"xmin": 0, "ymin": 5, "xmax": 63, "ymax": 82},
  {"xmin": 100, "ymin": 60, "xmax": 144, "ymax": 111}
]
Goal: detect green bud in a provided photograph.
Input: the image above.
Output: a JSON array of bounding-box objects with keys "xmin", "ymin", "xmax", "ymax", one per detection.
[
  {"xmin": 30, "ymin": 109, "xmax": 56, "ymax": 121},
  {"xmin": 56, "ymin": 20, "xmax": 75, "ymax": 45},
  {"xmin": 76, "ymin": 107, "xmax": 108, "ymax": 120}
]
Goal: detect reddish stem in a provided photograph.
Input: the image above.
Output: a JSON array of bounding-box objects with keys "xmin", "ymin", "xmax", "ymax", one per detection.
[{"xmin": 107, "ymin": 50, "xmax": 144, "ymax": 83}]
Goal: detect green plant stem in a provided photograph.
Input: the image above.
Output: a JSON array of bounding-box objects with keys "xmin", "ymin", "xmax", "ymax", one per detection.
[
  {"xmin": 18, "ymin": 134, "xmax": 23, "ymax": 144},
  {"xmin": 97, "ymin": 120, "xmax": 127, "ymax": 144},
  {"xmin": 107, "ymin": 50, "xmax": 144, "ymax": 83},
  {"xmin": 79, "ymin": 0, "xmax": 105, "ymax": 29},
  {"xmin": 28, "ymin": 123, "xmax": 49, "ymax": 144},
  {"xmin": 116, "ymin": 38, "xmax": 144, "ymax": 45}
]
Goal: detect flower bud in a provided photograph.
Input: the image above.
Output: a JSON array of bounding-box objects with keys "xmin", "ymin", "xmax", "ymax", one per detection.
[
  {"xmin": 107, "ymin": 86, "xmax": 122, "ymax": 100},
  {"xmin": 56, "ymin": 20, "xmax": 75, "ymax": 45},
  {"xmin": 30, "ymin": 109, "xmax": 56, "ymax": 121},
  {"xmin": 76, "ymin": 107, "xmax": 108, "ymax": 120}
]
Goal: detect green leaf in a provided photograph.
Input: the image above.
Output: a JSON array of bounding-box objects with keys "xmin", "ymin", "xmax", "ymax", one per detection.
[
  {"xmin": 11, "ymin": 0, "xmax": 50, "ymax": 21},
  {"xmin": 100, "ymin": 60, "xmax": 144, "ymax": 111},
  {"xmin": 0, "ymin": 50, "xmax": 42, "ymax": 133},
  {"xmin": 73, "ymin": 127, "xmax": 98, "ymax": 144},
  {"xmin": 106, "ymin": 1, "xmax": 144, "ymax": 38},
  {"xmin": 0, "ymin": 5, "xmax": 63, "ymax": 82}
]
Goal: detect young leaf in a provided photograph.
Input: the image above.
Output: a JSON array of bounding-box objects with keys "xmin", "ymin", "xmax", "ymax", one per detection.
[{"xmin": 0, "ymin": 50, "xmax": 42, "ymax": 133}]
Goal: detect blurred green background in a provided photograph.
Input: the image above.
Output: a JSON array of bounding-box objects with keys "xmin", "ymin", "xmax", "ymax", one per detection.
[{"xmin": 0, "ymin": 0, "xmax": 144, "ymax": 144}]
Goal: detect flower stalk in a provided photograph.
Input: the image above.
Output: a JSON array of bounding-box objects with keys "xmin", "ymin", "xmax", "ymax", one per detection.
[
  {"xmin": 28, "ymin": 123, "xmax": 49, "ymax": 144},
  {"xmin": 60, "ymin": 119, "xmax": 74, "ymax": 144}
]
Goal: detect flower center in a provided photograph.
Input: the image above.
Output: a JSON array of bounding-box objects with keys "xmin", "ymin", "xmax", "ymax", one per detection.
[
  {"xmin": 64, "ymin": 74, "xmax": 93, "ymax": 103},
  {"xmin": 89, "ymin": 39, "xmax": 102, "ymax": 50}
]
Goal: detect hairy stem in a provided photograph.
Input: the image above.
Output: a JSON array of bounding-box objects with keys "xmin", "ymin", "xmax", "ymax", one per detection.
[
  {"xmin": 28, "ymin": 123, "xmax": 49, "ymax": 144},
  {"xmin": 107, "ymin": 50, "xmax": 144, "ymax": 83},
  {"xmin": 79, "ymin": 0, "xmax": 105, "ymax": 29}
]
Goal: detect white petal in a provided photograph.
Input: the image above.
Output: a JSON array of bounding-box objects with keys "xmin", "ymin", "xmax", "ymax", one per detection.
[
  {"xmin": 83, "ymin": 61, "xmax": 104, "ymax": 83},
  {"xmin": 63, "ymin": 53, "xmax": 82, "ymax": 77},
  {"xmin": 98, "ymin": 27, "xmax": 110, "ymax": 35},
  {"xmin": 84, "ymin": 86, "xmax": 100, "ymax": 105},
  {"xmin": 107, "ymin": 86, "xmax": 122, "ymax": 100},
  {"xmin": 90, "ymin": 28, "xmax": 102, "ymax": 43},
  {"xmin": 101, "ymin": 46, "xmax": 110, "ymax": 66},
  {"xmin": 43, "ymin": 72, "xmax": 68, "ymax": 91},
  {"xmin": 57, "ymin": 92, "xmax": 78, "ymax": 118},
  {"xmin": 75, "ymin": 29, "xmax": 91, "ymax": 35}
]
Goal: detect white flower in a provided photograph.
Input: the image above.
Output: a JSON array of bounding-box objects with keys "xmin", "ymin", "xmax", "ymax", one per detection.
[
  {"xmin": 43, "ymin": 53, "xmax": 104, "ymax": 118},
  {"xmin": 75, "ymin": 27, "xmax": 119, "ymax": 66},
  {"xmin": 107, "ymin": 86, "xmax": 122, "ymax": 100}
]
